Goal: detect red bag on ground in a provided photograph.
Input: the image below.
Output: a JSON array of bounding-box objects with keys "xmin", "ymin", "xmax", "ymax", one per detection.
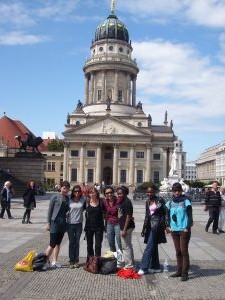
[
  {"xmin": 116, "ymin": 267, "xmax": 141, "ymax": 279},
  {"xmin": 83, "ymin": 256, "xmax": 101, "ymax": 274}
]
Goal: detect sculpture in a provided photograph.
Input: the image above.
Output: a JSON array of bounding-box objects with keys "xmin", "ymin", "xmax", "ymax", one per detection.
[
  {"xmin": 136, "ymin": 101, "xmax": 143, "ymax": 110},
  {"xmin": 169, "ymin": 149, "xmax": 178, "ymax": 176},
  {"xmin": 179, "ymin": 178, "xmax": 189, "ymax": 193},
  {"xmin": 159, "ymin": 178, "xmax": 171, "ymax": 192},
  {"xmin": 15, "ymin": 133, "xmax": 43, "ymax": 153},
  {"xmin": 106, "ymin": 97, "xmax": 111, "ymax": 110}
]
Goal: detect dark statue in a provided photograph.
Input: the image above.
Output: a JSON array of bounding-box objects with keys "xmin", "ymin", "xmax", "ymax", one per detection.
[
  {"xmin": 106, "ymin": 97, "xmax": 111, "ymax": 110},
  {"xmin": 136, "ymin": 101, "xmax": 143, "ymax": 110},
  {"xmin": 76, "ymin": 99, "xmax": 83, "ymax": 111},
  {"xmin": 15, "ymin": 133, "xmax": 43, "ymax": 153}
]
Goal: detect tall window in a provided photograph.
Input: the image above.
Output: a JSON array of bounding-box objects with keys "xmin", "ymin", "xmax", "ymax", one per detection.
[
  {"xmin": 120, "ymin": 170, "xmax": 126, "ymax": 183},
  {"xmin": 97, "ymin": 90, "xmax": 102, "ymax": 101},
  {"xmin": 153, "ymin": 153, "xmax": 160, "ymax": 160},
  {"xmin": 60, "ymin": 162, "xmax": 63, "ymax": 172},
  {"xmin": 71, "ymin": 168, "xmax": 77, "ymax": 181},
  {"xmin": 153, "ymin": 171, "xmax": 159, "ymax": 184},
  {"xmin": 71, "ymin": 150, "xmax": 79, "ymax": 157},
  {"xmin": 87, "ymin": 169, "xmax": 94, "ymax": 183},
  {"xmin": 137, "ymin": 170, "xmax": 143, "ymax": 183},
  {"xmin": 46, "ymin": 162, "xmax": 55, "ymax": 172},
  {"xmin": 87, "ymin": 150, "xmax": 95, "ymax": 157},
  {"xmin": 118, "ymin": 90, "xmax": 123, "ymax": 102},
  {"xmin": 120, "ymin": 151, "xmax": 128, "ymax": 158},
  {"xmin": 136, "ymin": 151, "xmax": 144, "ymax": 159}
]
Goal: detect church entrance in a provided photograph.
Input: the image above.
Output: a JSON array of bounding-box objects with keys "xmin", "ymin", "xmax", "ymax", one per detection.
[{"xmin": 103, "ymin": 167, "xmax": 112, "ymax": 185}]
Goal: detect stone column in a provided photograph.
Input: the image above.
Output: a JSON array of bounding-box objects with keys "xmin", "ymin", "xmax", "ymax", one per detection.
[
  {"xmin": 114, "ymin": 71, "xmax": 118, "ymax": 102},
  {"xmin": 63, "ymin": 142, "xmax": 70, "ymax": 181},
  {"xmin": 113, "ymin": 144, "xmax": 118, "ymax": 185},
  {"xmin": 90, "ymin": 72, "xmax": 94, "ymax": 104},
  {"xmin": 162, "ymin": 147, "xmax": 168, "ymax": 179},
  {"xmin": 127, "ymin": 73, "xmax": 131, "ymax": 105},
  {"xmin": 96, "ymin": 143, "xmax": 102, "ymax": 184},
  {"xmin": 145, "ymin": 144, "xmax": 152, "ymax": 182},
  {"xmin": 129, "ymin": 144, "xmax": 135, "ymax": 185},
  {"xmin": 79, "ymin": 143, "xmax": 85, "ymax": 184},
  {"xmin": 102, "ymin": 71, "xmax": 105, "ymax": 102},
  {"xmin": 85, "ymin": 75, "xmax": 89, "ymax": 105},
  {"xmin": 132, "ymin": 77, "xmax": 137, "ymax": 107}
]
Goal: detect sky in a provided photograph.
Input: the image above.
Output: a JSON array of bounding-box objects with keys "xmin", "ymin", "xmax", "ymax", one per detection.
[{"xmin": 0, "ymin": 0, "xmax": 225, "ymax": 162}]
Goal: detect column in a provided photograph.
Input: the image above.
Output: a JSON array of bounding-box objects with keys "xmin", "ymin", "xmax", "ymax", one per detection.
[
  {"xmin": 85, "ymin": 75, "xmax": 89, "ymax": 105},
  {"xmin": 96, "ymin": 143, "xmax": 102, "ymax": 184},
  {"xmin": 114, "ymin": 71, "xmax": 118, "ymax": 102},
  {"xmin": 79, "ymin": 143, "xmax": 85, "ymax": 184},
  {"xmin": 113, "ymin": 144, "xmax": 118, "ymax": 185},
  {"xmin": 63, "ymin": 142, "xmax": 69, "ymax": 181},
  {"xmin": 131, "ymin": 77, "xmax": 137, "ymax": 107},
  {"xmin": 145, "ymin": 144, "xmax": 152, "ymax": 182},
  {"xmin": 127, "ymin": 73, "xmax": 131, "ymax": 105},
  {"xmin": 102, "ymin": 71, "xmax": 105, "ymax": 102},
  {"xmin": 162, "ymin": 148, "xmax": 168, "ymax": 178},
  {"xmin": 129, "ymin": 144, "xmax": 135, "ymax": 185},
  {"xmin": 89, "ymin": 72, "xmax": 94, "ymax": 104}
]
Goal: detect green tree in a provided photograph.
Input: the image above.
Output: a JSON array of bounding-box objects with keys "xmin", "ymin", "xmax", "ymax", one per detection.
[{"xmin": 47, "ymin": 139, "xmax": 64, "ymax": 151}]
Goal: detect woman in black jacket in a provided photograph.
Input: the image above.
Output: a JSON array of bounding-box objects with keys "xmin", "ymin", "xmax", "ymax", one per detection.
[
  {"xmin": 138, "ymin": 184, "xmax": 167, "ymax": 275},
  {"xmin": 22, "ymin": 180, "xmax": 36, "ymax": 224}
]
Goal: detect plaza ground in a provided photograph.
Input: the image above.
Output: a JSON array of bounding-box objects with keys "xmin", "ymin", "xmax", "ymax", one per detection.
[{"xmin": 0, "ymin": 193, "xmax": 225, "ymax": 300}]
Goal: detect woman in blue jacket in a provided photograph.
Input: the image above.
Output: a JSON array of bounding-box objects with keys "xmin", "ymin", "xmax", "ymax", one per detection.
[{"xmin": 165, "ymin": 182, "xmax": 193, "ymax": 281}]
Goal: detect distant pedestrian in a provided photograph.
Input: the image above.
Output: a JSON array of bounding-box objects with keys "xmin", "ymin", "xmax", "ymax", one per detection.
[
  {"xmin": 45, "ymin": 181, "xmax": 70, "ymax": 268},
  {"xmin": 0, "ymin": 181, "xmax": 14, "ymax": 219},
  {"xmin": 22, "ymin": 180, "xmax": 36, "ymax": 224},
  {"xmin": 218, "ymin": 186, "xmax": 225, "ymax": 233},
  {"xmin": 204, "ymin": 181, "xmax": 221, "ymax": 234},
  {"xmin": 67, "ymin": 185, "xmax": 85, "ymax": 268},
  {"xmin": 138, "ymin": 184, "xmax": 167, "ymax": 275},
  {"xmin": 165, "ymin": 182, "xmax": 193, "ymax": 281}
]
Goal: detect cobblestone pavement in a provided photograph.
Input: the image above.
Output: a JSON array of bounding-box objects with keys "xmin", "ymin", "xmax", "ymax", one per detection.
[{"xmin": 0, "ymin": 193, "xmax": 225, "ymax": 300}]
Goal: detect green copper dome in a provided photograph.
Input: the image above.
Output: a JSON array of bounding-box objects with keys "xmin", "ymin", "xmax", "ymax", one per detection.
[{"xmin": 94, "ymin": 14, "xmax": 129, "ymax": 43}]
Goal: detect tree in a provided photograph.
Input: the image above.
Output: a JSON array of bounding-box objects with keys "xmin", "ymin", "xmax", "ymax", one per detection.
[{"xmin": 47, "ymin": 140, "xmax": 64, "ymax": 151}]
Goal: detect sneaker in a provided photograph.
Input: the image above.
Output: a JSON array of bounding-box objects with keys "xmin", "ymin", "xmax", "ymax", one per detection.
[
  {"xmin": 218, "ymin": 229, "xmax": 225, "ymax": 233},
  {"xmin": 181, "ymin": 274, "xmax": 189, "ymax": 281},
  {"xmin": 51, "ymin": 261, "xmax": 61, "ymax": 268},
  {"xmin": 148, "ymin": 268, "xmax": 161, "ymax": 274},
  {"xmin": 137, "ymin": 269, "xmax": 145, "ymax": 275},
  {"xmin": 170, "ymin": 272, "xmax": 181, "ymax": 278}
]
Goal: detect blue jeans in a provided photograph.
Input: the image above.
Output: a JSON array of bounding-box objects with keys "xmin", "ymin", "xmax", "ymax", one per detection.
[
  {"xmin": 140, "ymin": 231, "xmax": 160, "ymax": 271},
  {"xmin": 67, "ymin": 223, "xmax": 82, "ymax": 263},
  {"xmin": 107, "ymin": 223, "xmax": 122, "ymax": 252}
]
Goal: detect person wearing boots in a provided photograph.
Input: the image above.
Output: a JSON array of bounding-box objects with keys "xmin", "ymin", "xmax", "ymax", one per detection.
[
  {"xmin": 0, "ymin": 181, "xmax": 14, "ymax": 219},
  {"xmin": 204, "ymin": 181, "xmax": 221, "ymax": 234},
  {"xmin": 22, "ymin": 180, "xmax": 36, "ymax": 224}
]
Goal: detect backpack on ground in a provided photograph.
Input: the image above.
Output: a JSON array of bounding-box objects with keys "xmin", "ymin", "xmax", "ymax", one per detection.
[
  {"xmin": 32, "ymin": 253, "xmax": 48, "ymax": 271},
  {"xmin": 100, "ymin": 257, "xmax": 117, "ymax": 275}
]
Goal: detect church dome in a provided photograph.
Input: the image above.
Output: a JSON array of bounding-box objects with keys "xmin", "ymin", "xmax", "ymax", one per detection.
[{"xmin": 94, "ymin": 14, "xmax": 129, "ymax": 43}]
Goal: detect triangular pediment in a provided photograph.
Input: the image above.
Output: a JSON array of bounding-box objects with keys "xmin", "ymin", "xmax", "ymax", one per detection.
[{"xmin": 64, "ymin": 116, "xmax": 151, "ymax": 136}]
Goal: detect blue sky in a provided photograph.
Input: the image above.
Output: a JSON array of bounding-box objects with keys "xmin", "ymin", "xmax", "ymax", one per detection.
[{"xmin": 0, "ymin": 0, "xmax": 225, "ymax": 161}]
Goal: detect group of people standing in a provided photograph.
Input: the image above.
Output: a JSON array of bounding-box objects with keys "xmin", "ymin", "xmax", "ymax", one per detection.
[{"xmin": 44, "ymin": 181, "xmax": 135, "ymax": 270}]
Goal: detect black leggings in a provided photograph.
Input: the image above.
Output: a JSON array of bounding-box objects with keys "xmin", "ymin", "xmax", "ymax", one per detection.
[
  {"xmin": 86, "ymin": 229, "xmax": 103, "ymax": 258},
  {"xmin": 23, "ymin": 209, "xmax": 31, "ymax": 220}
]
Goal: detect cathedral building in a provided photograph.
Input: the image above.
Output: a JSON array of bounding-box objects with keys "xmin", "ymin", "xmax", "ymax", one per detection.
[{"xmin": 63, "ymin": 5, "xmax": 185, "ymax": 186}]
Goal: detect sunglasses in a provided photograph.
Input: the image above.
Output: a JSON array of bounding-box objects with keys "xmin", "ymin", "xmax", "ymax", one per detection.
[{"xmin": 74, "ymin": 190, "xmax": 81, "ymax": 193}]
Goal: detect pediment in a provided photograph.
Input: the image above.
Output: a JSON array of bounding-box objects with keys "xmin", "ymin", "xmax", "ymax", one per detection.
[{"xmin": 64, "ymin": 117, "xmax": 150, "ymax": 136}]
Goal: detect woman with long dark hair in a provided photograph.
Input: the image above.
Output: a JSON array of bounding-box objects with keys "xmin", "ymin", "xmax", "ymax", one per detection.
[{"xmin": 22, "ymin": 180, "xmax": 36, "ymax": 224}]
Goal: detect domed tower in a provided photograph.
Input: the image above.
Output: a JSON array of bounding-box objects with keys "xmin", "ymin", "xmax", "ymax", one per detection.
[{"xmin": 83, "ymin": 2, "xmax": 139, "ymax": 116}]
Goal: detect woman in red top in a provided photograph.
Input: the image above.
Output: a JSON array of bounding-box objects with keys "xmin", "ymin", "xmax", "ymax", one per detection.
[{"xmin": 103, "ymin": 186, "xmax": 122, "ymax": 252}]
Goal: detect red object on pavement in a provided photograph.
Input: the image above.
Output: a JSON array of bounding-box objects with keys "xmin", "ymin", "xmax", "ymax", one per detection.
[{"xmin": 116, "ymin": 268, "xmax": 142, "ymax": 279}]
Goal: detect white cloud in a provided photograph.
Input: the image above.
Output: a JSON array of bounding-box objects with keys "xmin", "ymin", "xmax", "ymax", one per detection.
[
  {"xmin": 118, "ymin": 0, "xmax": 225, "ymax": 28},
  {"xmin": 133, "ymin": 40, "xmax": 225, "ymax": 132},
  {"xmin": 0, "ymin": 31, "xmax": 48, "ymax": 46},
  {"xmin": 218, "ymin": 32, "xmax": 225, "ymax": 63}
]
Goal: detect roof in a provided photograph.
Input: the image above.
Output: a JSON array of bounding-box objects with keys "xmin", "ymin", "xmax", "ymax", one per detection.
[{"xmin": 0, "ymin": 115, "xmax": 47, "ymax": 151}]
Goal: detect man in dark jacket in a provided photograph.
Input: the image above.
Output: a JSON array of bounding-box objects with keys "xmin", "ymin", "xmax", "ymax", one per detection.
[{"xmin": 205, "ymin": 181, "xmax": 221, "ymax": 234}]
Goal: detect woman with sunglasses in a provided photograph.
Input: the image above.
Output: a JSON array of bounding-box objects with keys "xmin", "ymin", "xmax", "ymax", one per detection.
[
  {"xmin": 103, "ymin": 186, "xmax": 122, "ymax": 253},
  {"xmin": 84, "ymin": 186, "xmax": 105, "ymax": 260},
  {"xmin": 67, "ymin": 185, "xmax": 86, "ymax": 268},
  {"xmin": 165, "ymin": 182, "xmax": 193, "ymax": 281},
  {"xmin": 138, "ymin": 184, "xmax": 167, "ymax": 275},
  {"xmin": 116, "ymin": 186, "xmax": 135, "ymax": 269}
]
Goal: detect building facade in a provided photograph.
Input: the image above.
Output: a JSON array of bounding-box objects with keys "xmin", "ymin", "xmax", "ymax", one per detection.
[
  {"xmin": 196, "ymin": 141, "xmax": 225, "ymax": 185},
  {"xmin": 185, "ymin": 161, "xmax": 196, "ymax": 181},
  {"xmin": 62, "ymin": 8, "xmax": 185, "ymax": 187}
]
